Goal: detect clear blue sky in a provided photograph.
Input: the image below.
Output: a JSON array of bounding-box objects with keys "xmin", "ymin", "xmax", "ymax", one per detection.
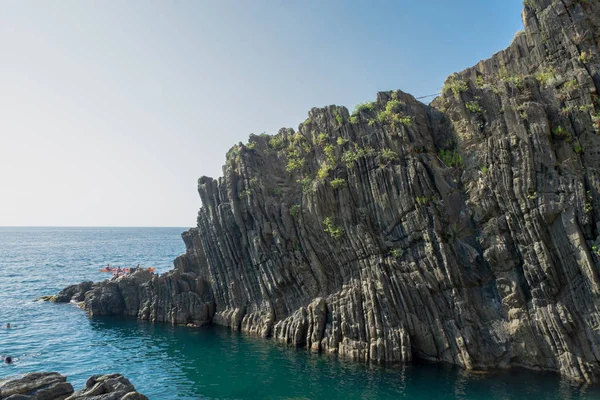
[{"xmin": 0, "ymin": 0, "xmax": 524, "ymax": 227}]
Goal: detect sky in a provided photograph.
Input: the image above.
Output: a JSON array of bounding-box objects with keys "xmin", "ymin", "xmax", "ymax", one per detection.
[{"xmin": 0, "ymin": 0, "xmax": 524, "ymax": 227}]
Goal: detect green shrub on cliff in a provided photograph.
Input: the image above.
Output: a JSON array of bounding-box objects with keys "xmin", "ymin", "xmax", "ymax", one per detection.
[
  {"xmin": 323, "ymin": 217, "xmax": 345, "ymax": 239},
  {"xmin": 552, "ymin": 125, "xmax": 569, "ymax": 139},
  {"xmin": 443, "ymin": 78, "xmax": 469, "ymax": 98},
  {"xmin": 498, "ymin": 67, "xmax": 524, "ymax": 88},
  {"xmin": 289, "ymin": 204, "xmax": 301, "ymax": 218},
  {"xmin": 439, "ymin": 149, "xmax": 463, "ymax": 167},
  {"xmin": 578, "ymin": 51, "xmax": 591, "ymax": 64},
  {"xmin": 286, "ymin": 149, "xmax": 304, "ymax": 172},
  {"xmin": 352, "ymin": 101, "xmax": 375, "ymax": 114},
  {"xmin": 380, "ymin": 149, "xmax": 399, "ymax": 163},
  {"xmin": 317, "ymin": 133, "xmax": 330, "ymax": 145},
  {"xmin": 342, "ymin": 149, "xmax": 360, "ymax": 166},
  {"xmin": 384, "ymin": 99, "xmax": 404, "ymax": 114},
  {"xmin": 330, "ymin": 178, "xmax": 347, "ymax": 189},
  {"xmin": 334, "ymin": 109, "xmax": 343, "ymax": 125},
  {"xmin": 342, "ymin": 145, "xmax": 369, "ymax": 166},
  {"xmin": 535, "ymin": 67, "xmax": 556, "ymax": 86},
  {"xmin": 585, "ymin": 191, "xmax": 593, "ymax": 213},
  {"xmin": 297, "ymin": 176, "xmax": 312, "ymax": 192},
  {"xmin": 465, "ymin": 101, "xmax": 482, "ymax": 114},
  {"xmin": 516, "ymin": 104, "xmax": 528, "ymax": 120},
  {"xmin": 376, "ymin": 99, "xmax": 412, "ymax": 127},
  {"xmin": 415, "ymin": 196, "xmax": 431, "ymax": 207},
  {"xmin": 563, "ymin": 79, "xmax": 579, "ymax": 91},
  {"xmin": 377, "ymin": 99, "xmax": 402, "ymax": 122},
  {"xmin": 323, "ymin": 144, "xmax": 336, "ymax": 164},
  {"xmin": 317, "ymin": 164, "xmax": 331, "ymax": 180},
  {"xmin": 390, "ymin": 248, "xmax": 404, "ymax": 258},
  {"xmin": 269, "ymin": 136, "xmax": 285, "ymax": 150},
  {"xmin": 592, "ymin": 113, "xmax": 600, "ymax": 132},
  {"xmin": 396, "ymin": 116, "xmax": 412, "ymax": 127},
  {"xmin": 286, "ymin": 158, "xmax": 304, "ymax": 172}
]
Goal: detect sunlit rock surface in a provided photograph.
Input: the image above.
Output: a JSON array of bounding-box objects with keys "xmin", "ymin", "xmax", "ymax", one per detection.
[{"xmin": 55, "ymin": 0, "xmax": 600, "ymax": 382}]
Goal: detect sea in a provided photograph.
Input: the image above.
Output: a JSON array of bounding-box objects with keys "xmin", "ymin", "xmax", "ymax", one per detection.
[{"xmin": 1, "ymin": 227, "xmax": 599, "ymax": 399}]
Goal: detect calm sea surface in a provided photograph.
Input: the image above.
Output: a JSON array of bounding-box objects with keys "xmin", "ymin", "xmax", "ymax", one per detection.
[{"xmin": 1, "ymin": 227, "xmax": 599, "ymax": 399}]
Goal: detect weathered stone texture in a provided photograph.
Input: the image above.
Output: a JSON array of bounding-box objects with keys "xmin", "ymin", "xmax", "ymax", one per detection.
[{"xmin": 53, "ymin": 0, "xmax": 600, "ymax": 382}]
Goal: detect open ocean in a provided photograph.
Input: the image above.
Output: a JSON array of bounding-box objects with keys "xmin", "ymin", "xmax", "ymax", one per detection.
[{"xmin": 1, "ymin": 227, "xmax": 599, "ymax": 399}]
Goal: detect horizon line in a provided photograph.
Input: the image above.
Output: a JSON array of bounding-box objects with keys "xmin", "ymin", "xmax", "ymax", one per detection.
[{"xmin": 0, "ymin": 225, "xmax": 194, "ymax": 228}]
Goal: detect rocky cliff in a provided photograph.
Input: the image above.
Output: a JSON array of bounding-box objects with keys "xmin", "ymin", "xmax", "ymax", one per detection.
[{"xmin": 54, "ymin": 0, "xmax": 600, "ymax": 383}]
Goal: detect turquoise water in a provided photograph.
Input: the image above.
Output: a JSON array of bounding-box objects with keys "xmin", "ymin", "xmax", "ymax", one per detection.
[{"xmin": 1, "ymin": 227, "xmax": 599, "ymax": 399}]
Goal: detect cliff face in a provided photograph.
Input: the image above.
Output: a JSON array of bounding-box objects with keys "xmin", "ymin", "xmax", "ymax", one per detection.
[{"xmin": 56, "ymin": 0, "xmax": 600, "ymax": 382}]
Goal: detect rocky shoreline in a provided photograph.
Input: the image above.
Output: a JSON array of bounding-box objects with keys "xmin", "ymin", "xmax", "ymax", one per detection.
[
  {"xmin": 0, "ymin": 372, "xmax": 147, "ymax": 400},
  {"xmin": 48, "ymin": 0, "xmax": 600, "ymax": 384}
]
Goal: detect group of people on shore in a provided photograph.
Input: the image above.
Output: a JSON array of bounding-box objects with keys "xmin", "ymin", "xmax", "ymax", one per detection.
[
  {"xmin": 103, "ymin": 264, "xmax": 141, "ymax": 279},
  {"xmin": 110, "ymin": 266, "xmax": 128, "ymax": 278},
  {"xmin": 102, "ymin": 264, "xmax": 155, "ymax": 280}
]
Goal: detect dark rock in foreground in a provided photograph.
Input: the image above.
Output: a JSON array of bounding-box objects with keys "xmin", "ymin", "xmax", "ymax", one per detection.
[
  {"xmin": 0, "ymin": 373, "xmax": 72, "ymax": 400},
  {"xmin": 51, "ymin": 0, "xmax": 600, "ymax": 384},
  {"xmin": 0, "ymin": 372, "xmax": 147, "ymax": 400}
]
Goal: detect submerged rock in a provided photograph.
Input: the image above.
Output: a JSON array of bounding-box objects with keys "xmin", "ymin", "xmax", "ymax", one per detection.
[
  {"xmin": 52, "ymin": 0, "xmax": 600, "ymax": 383},
  {"xmin": 0, "ymin": 372, "xmax": 146, "ymax": 400}
]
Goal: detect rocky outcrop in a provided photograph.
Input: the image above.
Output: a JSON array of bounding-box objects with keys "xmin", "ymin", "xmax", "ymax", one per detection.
[
  {"xmin": 65, "ymin": 374, "xmax": 147, "ymax": 400},
  {"xmin": 54, "ymin": 267, "xmax": 215, "ymax": 326},
  {"xmin": 0, "ymin": 373, "xmax": 146, "ymax": 400},
  {"xmin": 52, "ymin": 0, "xmax": 600, "ymax": 383},
  {"xmin": 0, "ymin": 373, "xmax": 73, "ymax": 400}
]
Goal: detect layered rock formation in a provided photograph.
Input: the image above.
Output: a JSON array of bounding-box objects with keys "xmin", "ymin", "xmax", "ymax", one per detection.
[
  {"xmin": 53, "ymin": 0, "xmax": 600, "ymax": 382},
  {"xmin": 0, "ymin": 372, "xmax": 147, "ymax": 400}
]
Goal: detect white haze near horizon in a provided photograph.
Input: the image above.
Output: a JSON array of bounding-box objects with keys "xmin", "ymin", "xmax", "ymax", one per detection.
[{"xmin": 0, "ymin": 0, "xmax": 524, "ymax": 227}]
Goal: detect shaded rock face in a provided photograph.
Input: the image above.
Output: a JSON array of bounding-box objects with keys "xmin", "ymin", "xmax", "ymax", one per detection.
[
  {"xmin": 54, "ymin": 0, "xmax": 600, "ymax": 383},
  {"xmin": 0, "ymin": 373, "xmax": 146, "ymax": 400},
  {"xmin": 52, "ymin": 282, "xmax": 93, "ymax": 303},
  {"xmin": 55, "ymin": 268, "xmax": 215, "ymax": 326}
]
